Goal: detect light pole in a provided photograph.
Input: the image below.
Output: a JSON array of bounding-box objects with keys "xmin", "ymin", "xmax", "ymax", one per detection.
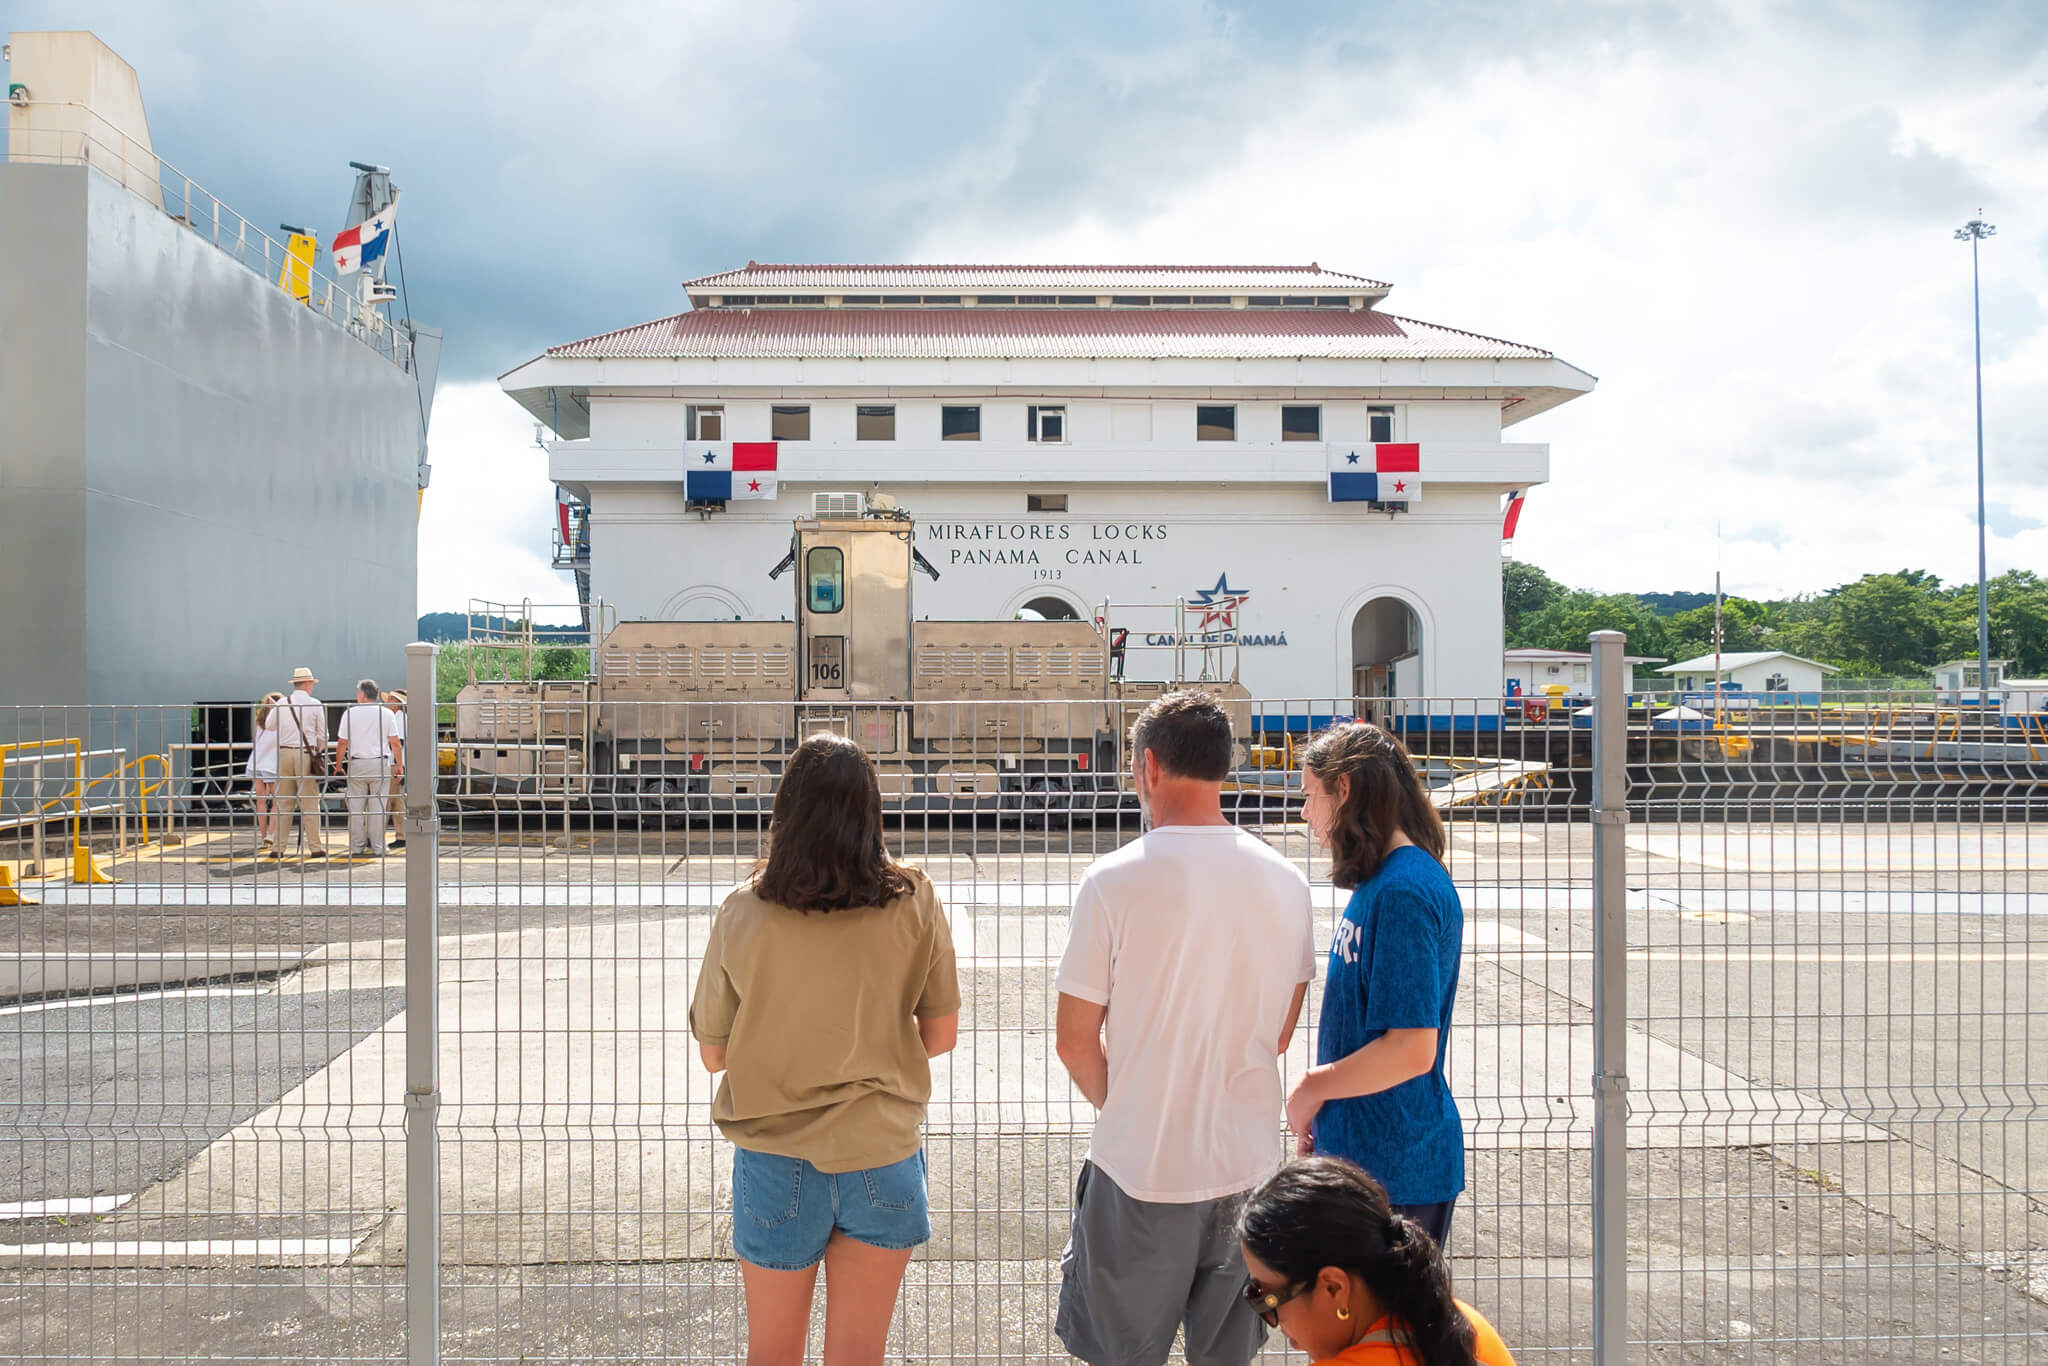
[{"xmin": 1956, "ymin": 214, "xmax": 1995, "ymax": 710}]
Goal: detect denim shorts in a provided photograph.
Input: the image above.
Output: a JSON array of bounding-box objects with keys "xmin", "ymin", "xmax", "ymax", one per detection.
[{"xmin": 730, "ymin": 1147, "xmax": 930, "ymax": 1271}]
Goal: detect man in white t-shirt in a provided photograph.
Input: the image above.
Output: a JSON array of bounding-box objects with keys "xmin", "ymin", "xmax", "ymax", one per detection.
[
  {"xmin": 336, "ymin": 679, "xmax": 404, "ymax": 856},
  {"xmin": 1054, "ymin": 691, "xmax": 1316, "ymax": 1366}
]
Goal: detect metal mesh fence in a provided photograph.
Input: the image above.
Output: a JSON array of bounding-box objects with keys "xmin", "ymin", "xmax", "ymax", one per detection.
[{"xmin": 1, "ymin": 665, "xmax": 2042, "ymax": 1362}]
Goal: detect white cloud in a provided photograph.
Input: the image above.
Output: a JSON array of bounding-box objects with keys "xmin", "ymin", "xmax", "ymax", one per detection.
[
  {"xmin": 416, "ymin": 381, "xmax": 572, "ymax": 614},
  {"xmin": 900, "ymin": 12, "xmax": 2048, "ymax": 600},
  {"xmin": 411, "ymin": 3, "xmax": 2048, "ymax": 606}
]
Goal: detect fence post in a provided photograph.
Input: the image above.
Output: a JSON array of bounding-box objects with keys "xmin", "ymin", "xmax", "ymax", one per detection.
[
  {"xmin": 1588, "ymin": 630, "xmax": 1630, "ymax": 1364},
  {"xmin": 403, "ymin": 642, "xmax": 441, "ymax": 1366}
]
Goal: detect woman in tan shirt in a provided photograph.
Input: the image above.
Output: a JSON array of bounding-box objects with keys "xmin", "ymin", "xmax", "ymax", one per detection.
[{"xmin": 691, "ymin": 732, "xmax": 960, "ymax": 1366}]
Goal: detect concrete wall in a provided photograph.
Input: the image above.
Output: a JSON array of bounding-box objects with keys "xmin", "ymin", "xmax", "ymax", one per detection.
[
  {"xmin": 0, "ymin": 162, "xmax": 420, "ymax": 707},
  {"xmin": 579, "ymin": 479, "xmax": 1509, "ymax": 700}
]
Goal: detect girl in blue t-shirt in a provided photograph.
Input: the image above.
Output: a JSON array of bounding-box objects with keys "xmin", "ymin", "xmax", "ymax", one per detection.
[{"xmin": 1286, "ymin": 722, "xmax": 1466, "ymax": 1249}]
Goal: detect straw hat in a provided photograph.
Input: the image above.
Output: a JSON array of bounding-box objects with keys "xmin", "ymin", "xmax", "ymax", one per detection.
[{"xmin": 290, "ymin": 666, "xmax": 317, "ymax": 684}]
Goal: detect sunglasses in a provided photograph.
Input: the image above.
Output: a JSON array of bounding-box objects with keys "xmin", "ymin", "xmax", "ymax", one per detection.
[{"xmin": 1242, "ymin": 1276, "xmax": 1309, "ymax": 1327}]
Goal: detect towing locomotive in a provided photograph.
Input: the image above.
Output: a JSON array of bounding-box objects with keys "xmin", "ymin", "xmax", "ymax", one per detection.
[{"xmin": 450, "ymin": 494, "xmax": 1265, "ymax": 820}]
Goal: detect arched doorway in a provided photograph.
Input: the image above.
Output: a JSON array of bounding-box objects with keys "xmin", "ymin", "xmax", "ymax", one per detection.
[
  {"xmin": 1351, "ymin": 596, "xmax": 1423, "ymax": 712},
  {"xmin": 658, "ymin": 585, "xmax": 751, "ymax": 620},
  {"xmin": 1015, "ymin": 594, "xmax": 1083, "ymax": 622}
]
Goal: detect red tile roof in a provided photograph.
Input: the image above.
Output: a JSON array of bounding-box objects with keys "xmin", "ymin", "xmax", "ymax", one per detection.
[
  {"xmin": 682, "ymin": 263, "xmax": 1390, "ymax": 293},
  {"xmin": 544, "ymin": 307, "xmax": 1552, "ymax": 361}
]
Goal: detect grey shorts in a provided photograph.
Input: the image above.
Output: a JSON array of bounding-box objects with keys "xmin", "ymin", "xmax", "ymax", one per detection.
[{"xmin": 1055, "ymin": 1162, "xmax": 1267, "ymax": 1366}]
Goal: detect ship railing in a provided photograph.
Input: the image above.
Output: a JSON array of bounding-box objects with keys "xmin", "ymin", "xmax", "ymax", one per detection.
[{"xmin": 5, "ymin": 99, "xmax": 413, "ymax": 369}]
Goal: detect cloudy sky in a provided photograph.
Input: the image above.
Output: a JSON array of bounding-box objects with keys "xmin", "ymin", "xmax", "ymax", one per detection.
[{"xmin": 21, "ymin": 1, "xmax": 2046, "ymax": 609}]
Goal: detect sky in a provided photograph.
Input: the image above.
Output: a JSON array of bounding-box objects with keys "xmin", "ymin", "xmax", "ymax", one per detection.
[{"xmin": 17, "ymin": 1, "xmax": 2047, "ymax": 609}]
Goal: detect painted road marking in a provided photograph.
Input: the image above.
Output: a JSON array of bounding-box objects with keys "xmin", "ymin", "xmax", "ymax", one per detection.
[
  {"xmin": 0, "ymin": 1195, "xmax": 134, "ymax": 1219},
  {"xmin": 0, "ymin": 984, "xmax": 268, "ymax": 1018},
  {"xmin": 0, "ymin": 1236, "xmax": 364, "ymax": 1264}
]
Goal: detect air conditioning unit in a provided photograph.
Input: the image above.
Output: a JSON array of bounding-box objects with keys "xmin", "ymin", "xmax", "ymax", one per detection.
[{"xmin": 813, "ymin": 492, "xmax": 865, "ymax": 520}]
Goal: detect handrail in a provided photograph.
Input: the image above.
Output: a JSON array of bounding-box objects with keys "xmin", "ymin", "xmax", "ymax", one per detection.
[
  {"xmin": 5, "ymin": 100, "xmax": 411, "ymax": 369},
  {"xmin": 76, "ymin": 752, "xmax": 174, "ymax": 847}
]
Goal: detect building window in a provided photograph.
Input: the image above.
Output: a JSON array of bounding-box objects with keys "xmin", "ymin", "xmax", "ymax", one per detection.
[
  {"xmin": 857, "ymin": 405, "xmax": 896, "ymax": 441},
  {"xmin": 1027, "ymin": 493, "xmax": 1068, "ymax": 512},
  {"xmin": 687, "ymin": 405, "xmax": 723, "ymax": 441},
  {"xmin": 806, "ymin": 547, "xmax": 844, "ymax": 614},
  {"xmin": 1196, "ymin": 405, "xmax": 1236, "ymax": 441},
  {"xmin": 1573, "ymin": 664, "xmax": 1589, "ymax": 683},
  {"xmin": 772, "ymin": 405, "xmax": 810, "ymax": 441},
  {"xmin": 1281, "ymin": 405, "xmax": 1321, "ymax": 441},
  {"xmin": 942, "ymin": 406, "xmax": 981, "ymax": 441},
  {"xmin": 1369, "ymin": 405, "xmax": 1395, "ymax": 443},
  {"xmin": 1028, "ymin": 405, "xmax": 1066, "ymax": 443}
]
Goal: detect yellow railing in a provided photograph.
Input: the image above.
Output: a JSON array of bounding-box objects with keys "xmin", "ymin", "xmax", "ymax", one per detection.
[
  {"xmin": 0, "ymin": 739, "xmax": 168, "ymax": 885},
  {"xmin": 77, "ymin": 752, "xmax": 174, "ymax": 848}
]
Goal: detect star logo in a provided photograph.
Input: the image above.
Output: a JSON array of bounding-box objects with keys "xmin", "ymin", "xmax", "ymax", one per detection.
[
  {"xmin": 747, "ymin": 478, "xmax": 761, "ymax": 492},
  {"xmin": 701, "ymin": 450, "xmax": 717, "ymax": 464},
  {"xmin": 1191, "ymin": 573, "xmax": 1251, "ymax": 631},
  {"xmin": 1392, "ymin": 480, "xmax": 1407, "ymax": 493},
  {"xmin": 1345, "ymin": 451, "xmax": 1360, "ymax": 464}
]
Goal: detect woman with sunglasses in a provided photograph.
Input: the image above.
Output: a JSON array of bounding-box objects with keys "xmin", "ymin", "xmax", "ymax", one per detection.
[
  {"xmin": 1286, "ymin": 721, "xmax": 1465, "ymax": 1247},
  {"xmin": 1239, "ymin": 1157, "xmax": 1514, "ymax": 1366}
]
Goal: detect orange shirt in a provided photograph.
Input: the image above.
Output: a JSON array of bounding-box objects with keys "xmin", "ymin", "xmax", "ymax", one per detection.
[{"xmin": 1315, "ymin": 1300, "xmax": 1515, "ymax": 1366}]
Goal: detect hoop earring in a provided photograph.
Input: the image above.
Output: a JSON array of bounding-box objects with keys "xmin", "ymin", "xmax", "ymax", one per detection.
[{"xmin": 1336, "ymin": 1307, "xmax": 1351, "ymax": 1321}]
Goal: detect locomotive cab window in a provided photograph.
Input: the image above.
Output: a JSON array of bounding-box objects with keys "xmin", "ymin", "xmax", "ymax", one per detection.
[{"xmin": 806, "ymin": 547, "xmax": 845, "ymax": 613}]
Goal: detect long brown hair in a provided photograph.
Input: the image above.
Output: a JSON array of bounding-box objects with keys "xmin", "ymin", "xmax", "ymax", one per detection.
[
  {"xmin": 754, "ymin": 733, "xmax": 916, "ymax": 912},
  {"xmin": 1239, "ymin": 1157, "xmax": 1477, "ymax": 1366},
  {"xmin": 254, "ymin": 692, "xmax": 284, "ymax": 730},
  {"xmin": 1302, "ymin": 722, "xmax": 1446, "ymax": 889}
]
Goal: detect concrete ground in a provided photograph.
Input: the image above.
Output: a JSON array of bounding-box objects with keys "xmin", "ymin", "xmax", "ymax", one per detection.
[{"xmin": 1, "ymin": 814, "xmax": 2044, "ymax": 1362}]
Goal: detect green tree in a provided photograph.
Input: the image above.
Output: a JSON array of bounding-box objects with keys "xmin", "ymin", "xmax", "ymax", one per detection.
[
  {"xmin": 1516, "ymin": 592, "xmax": 1672, "ymax": 660},
  {"xmin": 1666, "ymin": 598, "xmax": 1768, "ymax": 659},
  {"xmin": 1989, "ymin": 570, "xmax": 2048, "ymax": 676},
  {"xmin": 1503, "ymin": 561, "xmax": 1568, "ymax": 644},
  {"xmin": 1831, "ymin": 571, "xmax": 1945, "ymax": 673}
]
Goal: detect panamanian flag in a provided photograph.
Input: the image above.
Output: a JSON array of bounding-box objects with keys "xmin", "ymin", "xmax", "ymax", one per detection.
[
  {"xmin": 685, "ymin": 442, "xmax": 778, "ymax": 502},
  {"xmin": 331, "ymin": 193, "xmax": 399, "ymax": 276},
  {"xmin": 1328, "ymin": 443, "xmax": 1422, "ymax": 503}
]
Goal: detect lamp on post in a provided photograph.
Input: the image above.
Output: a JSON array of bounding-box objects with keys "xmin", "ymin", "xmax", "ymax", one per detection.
[{"xmin": 1955, "ymin": 214, "xmax": 1995, "ymax": 712}]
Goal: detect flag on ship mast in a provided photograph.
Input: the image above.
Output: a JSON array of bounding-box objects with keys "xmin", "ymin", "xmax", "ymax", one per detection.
[{"xmin": 332, "ymin": 193, "xmax": 400, "ymax": 276}]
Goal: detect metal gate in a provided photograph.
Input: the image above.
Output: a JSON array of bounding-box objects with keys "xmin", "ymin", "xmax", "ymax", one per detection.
[{"xmin": 2, "ymin": 636, "xmax": 2042, "ymax": 1362}]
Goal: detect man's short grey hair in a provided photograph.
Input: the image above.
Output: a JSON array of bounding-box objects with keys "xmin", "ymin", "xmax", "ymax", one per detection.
[{"xmin": 358, "ymin": 679, "xmax": 381, "ymax": 702}]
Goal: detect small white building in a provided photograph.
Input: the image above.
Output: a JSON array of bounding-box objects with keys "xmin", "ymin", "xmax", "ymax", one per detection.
[
  {"xmin": 1999, "ymin": 679, "xmax": 2048, "ymax": 714},
  {"xmin": 1504, "ymin": 648, "xmax": 1661, "ymax": 697},
  {"xmin": 499, "ymin": 264, "xmax": 1596, "ymax": 713},
  {"xmin": 1931, "ymin": 658, "xmax": 2011, "ymax": 701},
  {"xmin": 1659, "ymin": 650, "xmax": 1838, "ymax": 698}
]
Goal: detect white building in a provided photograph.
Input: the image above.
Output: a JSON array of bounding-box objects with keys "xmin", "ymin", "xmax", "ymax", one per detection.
[
  {"xmin": 1659, "ymin": 650, "xmax": 1838, "ymax": 697},
  {"xmin": 1931, "ymin": 658, "xmax": 2010, "ymax": 701},
  {"xmin": 500, "ymin": 264, "xmax": 1595, "ymax": 710},
  {"xmin": 1504, "ymin": 648, "xmax": 1661, "ymax": 698}
]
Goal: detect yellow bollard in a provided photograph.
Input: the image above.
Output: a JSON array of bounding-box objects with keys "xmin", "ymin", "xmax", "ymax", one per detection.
[
  {"xmin": 71, "ymin": 842, "xmax": 116, "ymax": 885},
  {"xmin": 0, "ymin": 863, "xmax": 36, "ymax": 906}
]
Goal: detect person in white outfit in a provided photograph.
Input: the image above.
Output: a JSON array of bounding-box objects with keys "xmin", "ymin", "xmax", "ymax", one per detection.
[
  {"xmin": 246, "ymin": 692, "xmax": 283, "ymax": 844},
  {"xmin": 337, "ymin": 679, "xmax": 404, "ymax": 857},
  {"xmin": 268, "ymin": 668, "xmax": 329, "ymax": 858},
  {"xmin": 382, "ymin": 688, "xmax": 410, "ymax": 850}
]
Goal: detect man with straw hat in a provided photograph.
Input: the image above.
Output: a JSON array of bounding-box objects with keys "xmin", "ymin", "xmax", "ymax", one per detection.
[
  {"xmin": 382, "ymin": 688, "xmax": 410, "ymax": 850},
  {"xmin": 268, "ymin": 666, "xmax": 329, "ymax": 858}
]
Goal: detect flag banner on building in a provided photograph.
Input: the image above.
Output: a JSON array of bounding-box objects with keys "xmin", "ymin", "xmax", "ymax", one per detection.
[
  {"xmin": 1328, "ymin": 443, "xmax": 1423, "ymax": 502},
  {"xmin": 684, "ymin": 443, "xmax": 778, "ymax": 502},
  {"xmin": 331, "ymin": 193, "xmax": 399, "ymax": 276},
  {"xmin": 1503, "ymin": 489, "xmax": 1527, "ymax": 541}
]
